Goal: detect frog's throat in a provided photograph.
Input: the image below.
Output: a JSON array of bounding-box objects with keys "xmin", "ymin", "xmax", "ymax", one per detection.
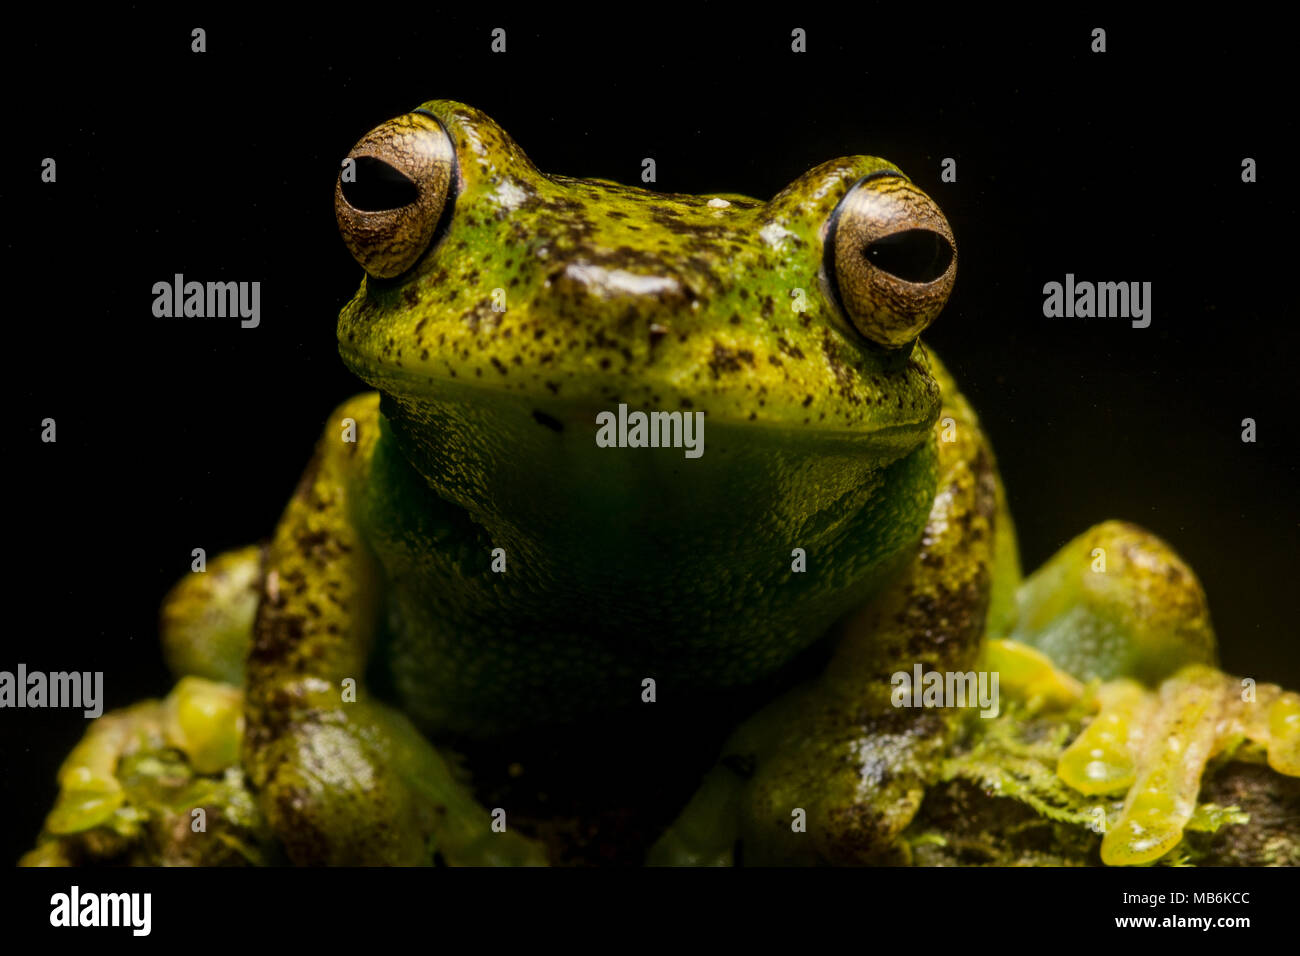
[{"xmin": 361, "ymin": 404, "xmax": 939, "ymax": 732}]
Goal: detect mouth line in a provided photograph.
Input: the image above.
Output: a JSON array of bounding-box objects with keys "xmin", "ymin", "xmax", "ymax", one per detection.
[{"xmin": 339, "ymin": 341, "xmax": 939, "ymax": 443}]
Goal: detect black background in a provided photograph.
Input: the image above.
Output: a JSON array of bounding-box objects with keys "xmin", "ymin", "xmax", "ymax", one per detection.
[{"xmin": 4, "ymin": 7, "xmax": 1296, "ymax": 871}]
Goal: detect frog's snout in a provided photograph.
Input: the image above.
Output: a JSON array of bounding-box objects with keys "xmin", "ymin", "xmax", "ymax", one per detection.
[{"xmin": 826, "ymin": 174, "xmax": 957, "ymax": 350}]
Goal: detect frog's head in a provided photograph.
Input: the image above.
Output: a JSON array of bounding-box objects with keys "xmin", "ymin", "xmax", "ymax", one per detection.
[
  {"xmin": 336, "ymin": 101, "xmax": 955, "ymax": 430},
  {"xmin": 333, "ymin": 102, "xmax": 956, "ymax": 660}
]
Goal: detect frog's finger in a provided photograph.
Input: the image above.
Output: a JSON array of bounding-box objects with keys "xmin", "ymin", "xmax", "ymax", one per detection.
[
  {"xmin": 1101, "ymin": 666, "xmax": 1233, "ymax": 865},
  {"xmin": 45, "ymin": 702, "xmax": 165, "ymax": 834},
  {"xmin": 1011, "ymin": 521, "xmax": 1217, "ymax": 686},
  {"xmin": 163, "ymin": 676, "xmax": 244, "ymax": 775},
  {"xmin": 1057, "ymin": 678, "xmax": 1152, "ymax": 795},
  {"xmin": 983, "ymin": 638, "xmax": 1084, "ymax": 712},
  {"xmin": 38, "ymin": 678, "xmax": 246, "ymax": 840}
]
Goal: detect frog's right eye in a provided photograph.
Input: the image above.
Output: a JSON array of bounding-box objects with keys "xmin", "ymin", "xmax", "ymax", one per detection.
[{"xmin": 335, "ymin": 112, "xmax": 456, "ymax": 279}]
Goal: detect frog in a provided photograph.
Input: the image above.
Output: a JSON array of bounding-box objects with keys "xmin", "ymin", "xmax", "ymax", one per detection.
[{"xmin": 22, "ymin": 100, "xmax": 1299, "ymax": 868}]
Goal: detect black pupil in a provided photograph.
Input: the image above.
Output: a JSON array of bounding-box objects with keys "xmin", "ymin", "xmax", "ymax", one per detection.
[
  {"xmin": 865, "ymin": 230, "xmax": 953, "ymax": 283},
  {"xmin": 341, "ymin": 156, "xmax": 419, "ymax": 211}
]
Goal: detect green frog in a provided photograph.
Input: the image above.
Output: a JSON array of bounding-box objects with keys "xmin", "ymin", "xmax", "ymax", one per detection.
[{"xmin": 23, "ymin": 101, "xmax": 1299, "ymax": 867}]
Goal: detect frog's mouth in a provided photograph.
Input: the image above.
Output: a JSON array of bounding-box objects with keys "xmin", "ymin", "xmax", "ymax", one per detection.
[{"xmin": 338, "ymin": 331, "xmax": 941, "ymax": 455}]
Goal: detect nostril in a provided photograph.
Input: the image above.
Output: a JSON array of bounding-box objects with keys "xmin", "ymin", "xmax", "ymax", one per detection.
[
  {"xmin": 341, "ymin": 156, "xmax": 420, "ymax": 211},
  {"xmin": 864, "ymin": 229, "xmax": 954, "ymax": 284}
]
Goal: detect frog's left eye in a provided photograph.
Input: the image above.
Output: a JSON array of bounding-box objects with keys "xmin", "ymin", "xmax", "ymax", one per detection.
[
  {"xmin": 335, "ymin": 112, "xmax": 456, "ymax": 279},
  {"xmin": 828, "ymin": 173, "xmax": 956, "ymax": 349}
]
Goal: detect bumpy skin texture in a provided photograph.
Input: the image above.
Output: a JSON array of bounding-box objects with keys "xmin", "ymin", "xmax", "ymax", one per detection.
[{"xmin": 23, "ymin": 102, "xmax": 1299, "ymax": 867}]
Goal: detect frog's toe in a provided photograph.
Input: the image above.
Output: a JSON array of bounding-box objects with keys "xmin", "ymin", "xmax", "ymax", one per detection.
[
  {"xmin": 1053, "ymin": 666, "xmax": 1300, "ymax": 866},
  {"xmin": 22, "ymin": 677, "xmax": 273, "ymax": 866},
  {"xmin": 1011, "ymin": 521, "xmax": 1217, "ymax": 686}
]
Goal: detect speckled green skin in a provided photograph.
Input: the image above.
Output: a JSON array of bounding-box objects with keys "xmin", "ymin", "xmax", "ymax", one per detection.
[{"xmin": 31, "ymin": 101, "xmax": 1289, "ymax": 869}]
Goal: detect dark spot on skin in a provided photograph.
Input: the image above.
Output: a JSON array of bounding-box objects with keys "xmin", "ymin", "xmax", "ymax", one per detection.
[
  {"xmin": 730, "ymin": 314, "xmax": 741, "ymax": 325},
  {"xmin": 761, "ymin": 297, "xmax": 775, "ymax": 319},
  {"xmin": 706, "ymin": 343, "xmax": 756, "ymax": 380},
  {"xmin": 680, "ymin": 397, "xmax": 694, "ymax": 409},
  {"xmin": 777, "ymin": 338, "xmax": 805, "ymax": 360},
  {"xmin": 803, "ymin": 395, "xmax": 813, "ymax": 407},
  {"xmin": 532, "ymin": 410, "xmax": 564, "ymax": 433},
  {"xmin": 490, "ymin": 357, "xmax": 508, "ymax": 375}
]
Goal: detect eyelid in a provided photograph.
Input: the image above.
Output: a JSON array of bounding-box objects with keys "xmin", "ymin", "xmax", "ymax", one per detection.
[{"xmin": 856, "ymin": 169, "xmax": 907, "ymax": 186}]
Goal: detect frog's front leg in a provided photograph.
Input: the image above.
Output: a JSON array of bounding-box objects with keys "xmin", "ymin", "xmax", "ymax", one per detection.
[
  {"xmin": 653, "ymin": 367, "xmax": 1011, "ymax": 865},
  {"xmin": 243, "ymin": 393, "xmax": 546, "ymax": 866}
]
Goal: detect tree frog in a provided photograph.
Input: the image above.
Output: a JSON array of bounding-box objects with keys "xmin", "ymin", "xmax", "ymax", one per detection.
[{"xmin": 23, "ymin": 101, "xmax": 1299, "ymax": 867}]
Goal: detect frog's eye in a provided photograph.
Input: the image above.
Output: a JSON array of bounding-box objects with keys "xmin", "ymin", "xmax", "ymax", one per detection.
[
  {"xmin": 828, "ymin": 173, "xmax": 956, "ymax": 349},
  {"xmin": 335, "ymin": 112, "xmax": 456, "ymax": 279}
]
